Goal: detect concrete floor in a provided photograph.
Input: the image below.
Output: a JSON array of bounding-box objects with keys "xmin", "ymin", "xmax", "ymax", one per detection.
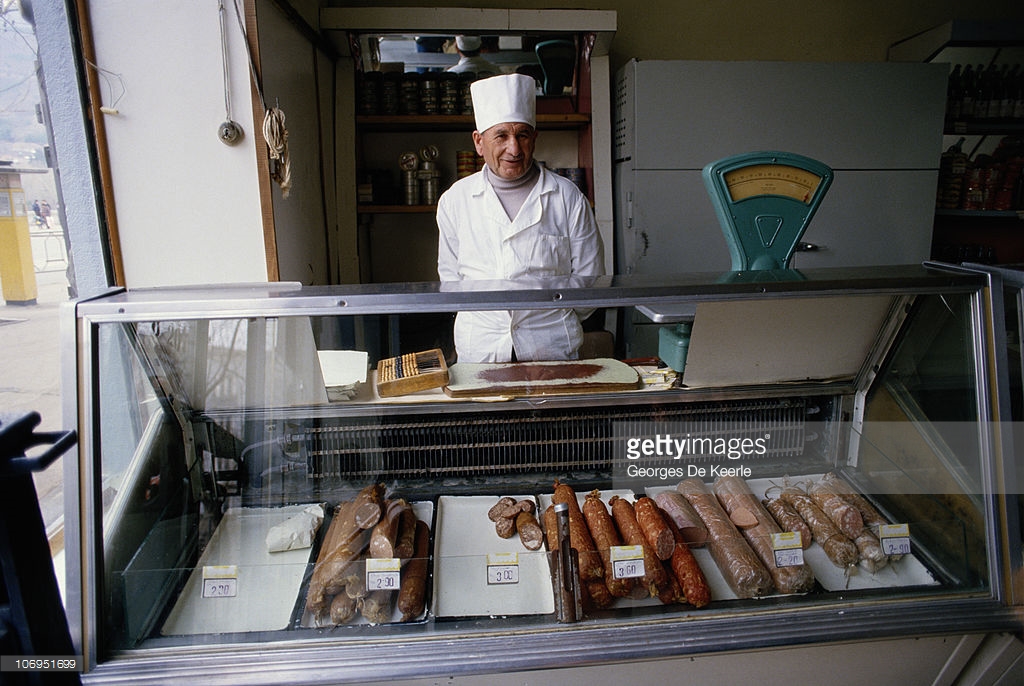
[{"xmin": 0, "ymin": 264, "xmax": 72, "ymax": 535}]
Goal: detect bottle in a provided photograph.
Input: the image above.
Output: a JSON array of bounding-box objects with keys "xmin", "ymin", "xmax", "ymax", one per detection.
[
  {"xmin": 946, "ymin": 64, "xmax": 962, "ymax": 122},
  {"xmin": 973, "ymin": 64, "xmax": 991, "ymax": 121},
  {"xmin": 986, "ymin": 65, "xmax": 1004, "ymax": 121},
  {"xmin": 959, "ymin": 64, "xmax": 975, "ymax": 121},
  {"xmin": 1013, "ymin": 66, "xmax": 1024, "ymax": 121}
]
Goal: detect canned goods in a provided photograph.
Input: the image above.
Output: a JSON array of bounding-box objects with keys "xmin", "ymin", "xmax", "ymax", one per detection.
[
  {"xmin": 419, "ymin": 76, "xmax": 439, "ymax": 115},
  {"xmin": 439, "ymin": 72, "xmax": 460, "ymax": 115},
  {"xmin": 399, "ymin": 73, "xmax": 420, "ymax": 115},
  {"xmin": 358, "ymin": 71, "xmax": 382, "ymax": 115},
  {"xmin": 459, "ymin": 72, "xmax": 476, "ymax": 115}
]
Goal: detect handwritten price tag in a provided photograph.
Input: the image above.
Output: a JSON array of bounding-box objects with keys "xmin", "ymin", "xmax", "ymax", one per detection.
[
  {"xmin": 486, "ymin": 552, "xmax": 519, "ymax": 585},
  {"xmin": 771, "ymin": 532, "xmax": 804, "ymax": 568},
  {"xmin": 366, "ymin": 557, "xmax": 401, "ymax": 591},
  {"xmin": 610, "ymin": 545, "xmax": 645, "ymax": 579},
  {"xmin": 202, "ymin": 565, "xmax": 238, "ymax": 598},
  {"xmin": 878, "ymin": 523, "xmax": 911, "ymax": 556}
]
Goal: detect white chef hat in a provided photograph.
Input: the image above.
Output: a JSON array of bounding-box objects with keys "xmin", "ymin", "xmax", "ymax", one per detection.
[
  {"xmin": 455, "ymin": 35, "xmax": 481, "ymax": 51},
  {"xmin": 470, "ymin": 73, "xmax": 536, "ymax": 133}
]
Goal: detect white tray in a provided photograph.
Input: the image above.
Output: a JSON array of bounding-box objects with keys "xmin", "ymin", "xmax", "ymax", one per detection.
[
  {"xmin": 432, "ymin": 495, "xmax": 554, "ymax": 618},
  {"xmin": 162, "ymin": 505, "xmax": 319, "ymax": 636},
  {"xmin": 540, "ymin": 488, "xmax": 739, "ymax": 607},
  {"xmin": 648, "ymin": 477, "xmax": 938, "ymax": 593},
  {"xmin": 301, "ymin": 500, "xmax": 434, "ymax": 627}
]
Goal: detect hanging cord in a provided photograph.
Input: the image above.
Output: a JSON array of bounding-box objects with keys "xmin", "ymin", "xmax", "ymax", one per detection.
[
  {"xmin": 227, "ymin": 0, "xmax": 292, "ymax": 196},
  {"xmin": 218, "ymin": 0, "xmax": 233, "ymax": 123},
  {"xmin": 263, "ymin": 103, "xmax": 291, "ymax": 197}
]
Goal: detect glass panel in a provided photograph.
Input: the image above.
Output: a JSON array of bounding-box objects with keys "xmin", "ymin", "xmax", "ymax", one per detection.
[
  {"xmin": 855, "ymin": 293, "xmax": 988, "ymax": 588},
  {"xmin": 87, "ymin": 284, "xmax": 996, "ymax": 658}
]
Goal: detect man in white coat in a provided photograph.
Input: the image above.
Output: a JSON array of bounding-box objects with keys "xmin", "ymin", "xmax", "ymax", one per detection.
[{"xmin": 436, "ymin": 73, "xmax": 604, "ymax": 363}]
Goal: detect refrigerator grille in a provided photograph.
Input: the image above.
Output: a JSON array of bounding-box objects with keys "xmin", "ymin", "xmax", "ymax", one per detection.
[{"xmin": 297, "ymin": 398, "xmax": 810, "ymax": 480}]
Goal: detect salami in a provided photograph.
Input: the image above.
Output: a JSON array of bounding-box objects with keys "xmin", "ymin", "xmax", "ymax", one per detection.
[
  {"xmin": 780, "ymin": 485, "xmax": 858, "ymax": 568},
  {"xmin": 582, "ymin": 491, "xmax": 636, "ymax": 598},
  {"xmin": 397, "ymin": 519, "xmax": 430, "ymax": 621},
  {"xmin": 654, "ymin": 490, "xmax": 709, "ymax": 547},
  {"xmin": 677, "ymin": 478, "xmax": 772, "ymax": 598},
  {"xmin": 634, "ymin": 496, "xmax": 676, "ymax": 560},
  {"xmin": 713, "ymin": 476, "xmax": 815, "ymax": 594},
  {"xmin": 762, "ymin": 497, "xmax": 812, "ymax": 550},
  {"xmin": 609, "ymin": 495, "xmax": 671, "ymax": 599},
  {"xmin": 808, "ymin": 478, "xmax": 865, "ymax": 540},
  {"xmin": 667, "ymin": 519, "xmax": 711, "ymax": 608},
  {"xmin": 552, "ymin": 480, "xmax": 604, "ymax": 581}
]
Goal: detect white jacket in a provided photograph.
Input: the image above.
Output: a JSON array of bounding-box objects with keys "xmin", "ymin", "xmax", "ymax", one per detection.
[{"xmin": 437, "ymin": 165, "xmax": 604, "ymax": 363}]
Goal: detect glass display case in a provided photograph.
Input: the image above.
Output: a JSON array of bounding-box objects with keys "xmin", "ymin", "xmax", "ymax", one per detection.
[{"xmin": 64, "ymin": 265, "xmax": 1023, "ymax": 684}]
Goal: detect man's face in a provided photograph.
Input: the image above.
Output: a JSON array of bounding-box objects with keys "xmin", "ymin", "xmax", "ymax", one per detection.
[{"xmin": 473, "ymin": 122, "xmax": 537, "ymax": 181}]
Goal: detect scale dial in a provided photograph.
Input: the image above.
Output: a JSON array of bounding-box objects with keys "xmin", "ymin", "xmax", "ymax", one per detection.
[{"xmin": 722, "ymin": 164, "xmax": 823, "ymax": 204}]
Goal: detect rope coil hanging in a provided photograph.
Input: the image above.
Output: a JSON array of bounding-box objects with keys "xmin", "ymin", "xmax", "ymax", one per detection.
[
  {"xmin": 263, "ymin": 105, "xmax": 291, "ymax": 198},
  {"xmin": 227, "ymin": 0, "xmax": 292, "ymax": 197}
]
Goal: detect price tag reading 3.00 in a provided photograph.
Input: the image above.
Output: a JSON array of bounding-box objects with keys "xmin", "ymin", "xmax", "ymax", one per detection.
[
  {"xmin": 366, "ymin": 557, "xmax": 401, "ymax": 590},
  {"xmin": 610, "ymin": 545, "xmax": 645, "ymax": 580},
  {"xmin": 486, "ymin": 552, "xmax": 520, "ymax": 585}
]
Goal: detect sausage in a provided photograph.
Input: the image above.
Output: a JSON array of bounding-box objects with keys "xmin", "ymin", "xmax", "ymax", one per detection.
[
  {"xmin": 609, "ymin": 495, "xmax": 670, "ymax": 598},
  {"xmin": 552, "ymin": 480, "xmax": 604, "ymax": 581},
  {"xmin": 488, "ymin": 496, "xmax": 517, "ymax": 521},
  {"xmin": 820, "ymin": 472, "xmax": 902, "ymax": 561},
  {"xmin": 713, "ymin": 476, "xmax": 815, "ymax": 594},
  {"xmin": 393, "ymin": 506, "xmax": 417, "ymax": 560},
  {"xmin": 306, "ymin": 502, "xmax": 370, "ymax": 616},
  {"xmin": 762, "ymin": 497, "xmax": 813, "ymax": 550},
  {"xmin": 634, "ymin": 496, "xmax": 676, "ymax": 560},
  {"xmin": 495, "ymin": 515, "xmax": 516, "ymax": 539},
  {"xmin": 369, "ymin": 499, "xmax": 410, "ymax": 559},
  {"xmin": 667, "ymin": 518, "xmax": 711, "ymax": 608},
  {"xmin": 654, "ymin": 490, "xmax": 709, "ymax": 547},
  {"xmin": 329, "ymin": 590, "xmax": 357, "ymax": 625},
  {"xmin": 780, "ymin": 485, "xmax": 858, "ymax": 568},
  {"xmin": 581, "ymin": 490, "xmax": 635, "ymax": 598},
  {"xmin": 516, "ymin": 510, "xmax": 544, "ymax": 551},
  {"xmin": 677, "ymin": 478, "xmax": 772, "ymax": 598},
  {"xmin": 397, "ymin": 519, "xmax": 430, "ymax": 621},
  {"xmin": 657, "ymin": 561, "xmax": 687, "ymax": 605},
  {"xmin": 542, "ymin": 505, "xmax": 559, "ymax": 551},
  {"xmin": 360, "ymin": 589, "xmax": 393, "ymax": 624},
  {"xmin": 853, "ymin": 529, "xmax": 888, "ymax": 573},
  {"xmin": 584, "ymin": 579, "xmax": 615, "ymax": 609},
  {"xmin": 808, "ymin": 478, "xmax": 865, "ymax": 540},
  {"xmin": 353, "ymin": 483, "xmax": 386, "ymax": 530}
]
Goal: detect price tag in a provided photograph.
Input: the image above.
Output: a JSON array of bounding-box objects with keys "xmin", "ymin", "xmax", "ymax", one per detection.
[
  {"xmin": 202, "ymin": 565, "xmax": 238, "ymax": 598},
  {"xmin": 486, "ymin": 552, "xmax": 519, "ymax": 585},
  {"xmin": 366, "ymin": 557, "xmax": 401, "ymax": 591},
  {"xmin": 878, "ymin": 523, "xmax": 912, "ymax": 556},
  {"xmin": 610, "ymin": 545, "xmax": 645, "ymax": 579},
  {"xmin": 771, "ymin": 531, "xmax": 804, "ymax": 568}
]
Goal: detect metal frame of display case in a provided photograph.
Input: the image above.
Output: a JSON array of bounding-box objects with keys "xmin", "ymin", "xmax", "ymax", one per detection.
[{"xmin": 64, "ymin": 264, "xmax": 1024, "ymax": 684}]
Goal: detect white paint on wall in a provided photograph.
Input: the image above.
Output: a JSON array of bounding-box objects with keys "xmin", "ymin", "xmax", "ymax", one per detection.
[{"xmin": 88, "ymin": 0, "xmax": 267, "ymax": 287}]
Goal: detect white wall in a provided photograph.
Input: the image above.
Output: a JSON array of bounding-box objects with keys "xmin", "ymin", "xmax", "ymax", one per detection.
[{"xmin": 88, "ymin": 0, "xmax": 268, "ymax": 287}]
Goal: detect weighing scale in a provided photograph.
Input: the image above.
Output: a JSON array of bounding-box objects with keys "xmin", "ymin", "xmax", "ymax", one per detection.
[
  {"xmin": 702, "ymin": 151, "xmax": 834, "ymax": 271},
  {"xmin": 657, "ymin": 151, "xmax": 834, "ymax": 372}
]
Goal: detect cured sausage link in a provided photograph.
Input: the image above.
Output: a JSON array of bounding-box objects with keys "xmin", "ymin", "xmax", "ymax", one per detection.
[
  {"xmin": 582, "ymin": 491, "xmax": 635, "ymax": 599},
  {"xmin": 552, "ymin": 480, "xmax": 604, "ymax": 581},
  {"xmin": 677, "ymin": 478, "xmax": 773, "ymax": 598},
  {"xmin": 713, "ymin": 476, "xmax": 815, "ymax": 594}
]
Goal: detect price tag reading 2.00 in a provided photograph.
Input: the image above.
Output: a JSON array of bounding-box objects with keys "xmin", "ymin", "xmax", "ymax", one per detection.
[
  {"xmin": 487, "ymin": 552, "xmax": 520, "ymax": 585},
  {"xmin": 366, "ymin": 557, "xmax": 401, "ymax": 591},
  {"xmin": 610, "ymin": 545, "xmax": 645, "ymax": 580}
]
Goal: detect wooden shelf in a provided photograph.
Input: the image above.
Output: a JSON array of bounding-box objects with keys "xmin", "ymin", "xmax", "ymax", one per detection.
[
  {"xmin": 358, "ymin": 204, "xmax": 437, "ymax": 214},
  {"xmin": 356, "ymin": 113, "xmax": 590, "ymax": 131}
]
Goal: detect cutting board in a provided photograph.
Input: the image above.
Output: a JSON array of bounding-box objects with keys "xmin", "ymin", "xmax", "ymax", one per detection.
[{"xmin": 444, "ymin": 358, "xmax": 641, "ymax": 398}]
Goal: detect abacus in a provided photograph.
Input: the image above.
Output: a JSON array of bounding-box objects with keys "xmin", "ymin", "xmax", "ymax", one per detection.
[{"xmin": 375, "ymin": 348, "xmax": 449, "ymax": 398}]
